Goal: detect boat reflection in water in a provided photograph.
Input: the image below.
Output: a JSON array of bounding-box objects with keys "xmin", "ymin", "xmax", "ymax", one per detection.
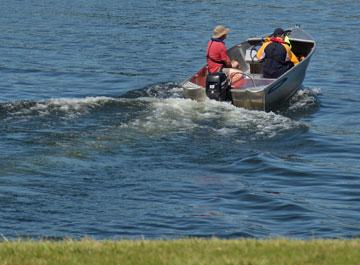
[{"xmin": 182, "ymin": 27, "xmax": 316, "ymax": 112}]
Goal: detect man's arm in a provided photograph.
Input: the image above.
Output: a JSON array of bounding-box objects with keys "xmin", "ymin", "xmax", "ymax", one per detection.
[{"xmin": 219, "ymin": 48, "xmax": 232, "ymax": 68}]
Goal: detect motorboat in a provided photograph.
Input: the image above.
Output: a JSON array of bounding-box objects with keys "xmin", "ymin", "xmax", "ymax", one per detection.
[{"xmin": 181, "ymin": 26, "xmax": 316, "ymax": 112}]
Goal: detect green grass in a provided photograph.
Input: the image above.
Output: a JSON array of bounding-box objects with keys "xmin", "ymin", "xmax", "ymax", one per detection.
[{"xmin": 0, "ymin": 238, "xmax": 359, "ymax": 265}]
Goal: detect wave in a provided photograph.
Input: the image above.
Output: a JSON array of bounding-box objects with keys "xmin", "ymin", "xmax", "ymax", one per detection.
[
  {"xmin": 117, "ymin": 84, "xmax": 317, "ymax": 139},
  {"xmin": 282, "ymin": 87, "xmax": 321, "ymax": 117},
  {"xmin": 0, "ymin": 96, "xmax": 118, "ymax": 121},
  {"xmin": 0, "ymin": 83, "xmax": 318, "ymax": 140},
  {"xmin": 122, "ymin": 82, "xmax": 184, "ymax": 99},
  {"xmin": 119, "ymin": 97, "xmax": 307, "ymax": 140}
]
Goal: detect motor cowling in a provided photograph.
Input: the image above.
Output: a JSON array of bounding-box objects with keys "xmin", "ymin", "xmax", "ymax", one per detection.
[{"xmin": 205, "ymin": 72, "xmax": 230, "ymax": 101}]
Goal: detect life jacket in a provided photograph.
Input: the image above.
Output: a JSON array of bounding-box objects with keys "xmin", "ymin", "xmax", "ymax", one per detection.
[
  {"xmin": 262, "ymin": 38, "xmax": 292, "ymax": 78},
  {"xmin": 284, "ymin": 36, "xmax": 292, "ymax": 48}
]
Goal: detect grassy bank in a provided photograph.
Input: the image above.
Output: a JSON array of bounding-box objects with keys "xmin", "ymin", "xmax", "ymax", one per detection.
[{"xmin": 0, "ymin": 238, "xmax": 359, "ymax": 265}]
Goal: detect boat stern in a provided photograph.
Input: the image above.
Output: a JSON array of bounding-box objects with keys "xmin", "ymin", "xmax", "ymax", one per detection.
[
  {"xmin": 231, "ymin": 89, "xmax": 265, "ymax": 111},
  {"xmin": 182, "ymin": 81, "xmax": 206, "ymax": 101}
]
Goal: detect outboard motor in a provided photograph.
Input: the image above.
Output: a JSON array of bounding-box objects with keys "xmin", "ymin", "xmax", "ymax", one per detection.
[{"xmin": 205, "ymin": 72, "xmax": 231, "ymax": 101}]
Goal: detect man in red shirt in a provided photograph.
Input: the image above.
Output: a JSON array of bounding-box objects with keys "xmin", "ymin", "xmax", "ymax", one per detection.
[{"xmin": 206, "ymin": 25, "xmax": 241, "ymax": 83}]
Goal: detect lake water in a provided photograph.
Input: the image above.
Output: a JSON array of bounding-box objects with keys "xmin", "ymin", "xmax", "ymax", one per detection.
[{"xmin": 0, "ymin": 0, "xmax": 359, "ymax": 240}]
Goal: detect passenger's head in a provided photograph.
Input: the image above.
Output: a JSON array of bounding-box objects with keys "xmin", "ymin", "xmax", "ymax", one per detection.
[
  {"xmin": 272, "ymin": 28, "xmax": 287, "ymax": 40},
  {"xmin": 212, "ymin": 25, "xmax": 230, "ymax": 39}
]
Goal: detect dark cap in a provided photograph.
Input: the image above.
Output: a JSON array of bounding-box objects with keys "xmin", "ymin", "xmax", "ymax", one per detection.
[{"xmin": 272, "ymin": 28, "xmax": 291, "ymax": 37}]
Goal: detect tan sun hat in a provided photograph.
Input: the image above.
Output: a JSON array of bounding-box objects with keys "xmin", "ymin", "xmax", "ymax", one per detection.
[{"xmin": 212, "ymin": 25, "xmax": 230, "ymax": 38}]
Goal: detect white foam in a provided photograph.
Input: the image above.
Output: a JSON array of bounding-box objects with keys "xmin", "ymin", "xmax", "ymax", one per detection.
[
  {"xmin": 35, "ymin": 96, "xmax": 115, "ymax": 110},
  {"xmin": 121, "ymin": 97, "xmax": 305, "ymax": 139},
  {"xmin": 288, "ymin": 87, "xmax": 321, "ymax": 111},
  {"xmin": 6, "ymin": 96, "xmax": 118, "ymax": 120}
]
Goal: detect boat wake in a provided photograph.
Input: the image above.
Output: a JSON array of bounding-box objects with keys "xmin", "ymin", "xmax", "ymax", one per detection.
[
  {"xmin": 0, "ymin": 96, "xmax": 116, "ymax": 121},
  {"xmin": 119, "ymin": 96, "xmax": 307, "ymax": 140},
  {"xmin": 282, "ymin": 87, "xmax": 321, "ymax": 117},
  {"xmin": 122, "ymin": 82, "xmax": 183, "ymax": 99},
  {"xmin": 0, "ymin": 83, "xmax": 318, "ymax": 140}
]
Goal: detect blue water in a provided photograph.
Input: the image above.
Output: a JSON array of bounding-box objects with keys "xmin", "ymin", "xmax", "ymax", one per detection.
[{"xmin": 0, "ymin": 0, "xmax": 360, "ymax": 240}]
